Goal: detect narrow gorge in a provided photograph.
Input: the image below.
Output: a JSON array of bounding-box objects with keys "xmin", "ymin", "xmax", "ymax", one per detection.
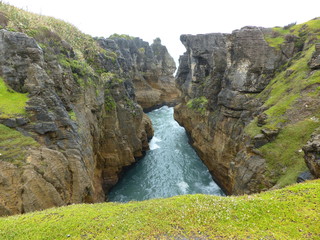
[
  {"xmin": 0, "ymin": 2, "xmax": 319, "ymax": 217},
  {"xmin": 108, "ymin": 106, "xmax": 224, "ymax": 202}
]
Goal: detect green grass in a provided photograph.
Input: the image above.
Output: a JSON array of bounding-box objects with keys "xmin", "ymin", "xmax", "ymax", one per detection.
[
  {"xmin": 261, "ymin": 47, "xmax": 315, "ymax": 127},
  {"xmin": 245, "ymin": 21, "xmax": 320, "ymax": 188},
  {"xmin": 0, "ymin": 180, "xmax": 319, "ymax": 239},
  {"xmin": 0, "ymin": 124, "xmax": 39, "ymax": 165},
  {"xmin": 0, "ymin": 3, "xmax": 99, "ymax": 55},
  {"xmin": 0, "ymin": 2, "xmax": 118, "ymax": 89},
  {"xmin": 264, "ymin": 35, "xmax": 286, "ymax": 49},
  {"xmin": 0, "ymin": 77, "xmax": 29, "ymax": 118},
  {"xmin": 245, "ymin": 118, "xmax": 319, "ymax": 187},
  {"xmin": 259, "ymin": 119, "xmax": 319, "ymax": 187},
  {"xmin": 264, "ymin": 18, "xmax": 320, "ymax": 50},
  {"xmin": 251, "ymin": 44, "xmax": 319, "ymax": 129}
]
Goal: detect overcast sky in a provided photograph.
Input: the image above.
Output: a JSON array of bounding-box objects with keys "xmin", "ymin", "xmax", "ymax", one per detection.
[{"xmin": 4, "ymin": 0, "xmax": 320, "ymax": 64}]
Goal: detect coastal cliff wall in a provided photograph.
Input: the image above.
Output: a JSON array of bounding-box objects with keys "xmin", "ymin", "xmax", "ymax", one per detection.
[
  {"xmin": 97, "ymin": 36, "xmax": 180, "ymax": 111},
  {"xmin": 0, "ymin": 3, "xmax": 178, "ymax": 216},
  {"xmin": 175, "ymin": 20, "xmax": 320, "ymax": 194}
]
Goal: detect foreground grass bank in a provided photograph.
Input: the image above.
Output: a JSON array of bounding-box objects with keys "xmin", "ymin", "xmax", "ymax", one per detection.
[{"xmin": 0, "ymin": 180, "xmax": 319, "ymax": 239}]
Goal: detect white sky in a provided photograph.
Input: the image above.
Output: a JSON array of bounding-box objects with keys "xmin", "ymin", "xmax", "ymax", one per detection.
[{"xmin": 3, "ymin": 0, "xmax": 320, "ymax": 64}]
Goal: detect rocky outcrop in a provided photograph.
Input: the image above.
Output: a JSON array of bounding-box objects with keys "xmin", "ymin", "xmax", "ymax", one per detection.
[
  {"xmin": 97, "ymin": 36, "xmax": 180, "ymax": 111},
  {"xmin": 303, "ymin": 131, "xmax": 320, "ymax": 178},
  {"xmin": 0, "ymin": 25, "xmax": 162, "ymax": 215},
  {"xmin": 308, "ymin": 43, "xmax": 320, "ymax": 69},
  {"xmin": 174, "ymin": 27, "xmax": 303, "ymax": 195}
]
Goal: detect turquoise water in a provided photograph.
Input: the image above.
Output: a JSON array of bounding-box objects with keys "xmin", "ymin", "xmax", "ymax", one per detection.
[{"xmin": 108, "ymin": 106, "xmax": 224, "ymax": 202}]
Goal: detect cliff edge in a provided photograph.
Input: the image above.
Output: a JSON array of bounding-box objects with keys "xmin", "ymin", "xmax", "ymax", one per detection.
[
  {"xmin": 175, "ymin": 19, "xmax": 320, "ymax": 194},
  {"xmin": 0, "ymin": 3, "xmax": 178, "ymax": 216}
]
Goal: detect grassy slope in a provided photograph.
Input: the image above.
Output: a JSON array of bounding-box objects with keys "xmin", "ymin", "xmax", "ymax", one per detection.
[
  {"xmin": 0, "ymin": 2, "xmax": 100, "ymax": 55},
  {"xmin": 245, "ymin": 18, "xmax": 320, "ymax": 188},
  {"xmin": 0, "ymin": 180, "xmax": 319, "ymax": 239}
]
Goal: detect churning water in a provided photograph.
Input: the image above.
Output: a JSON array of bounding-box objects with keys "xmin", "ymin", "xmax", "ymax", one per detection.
[{"xmin": 108, "ymin": 106, "xmax": 224, "ymax": 202}]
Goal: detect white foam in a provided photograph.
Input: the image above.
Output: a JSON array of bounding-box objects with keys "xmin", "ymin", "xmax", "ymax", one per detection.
[
  {"xmin": 149, "ymin": 136, "xmax": 162, "ymax": 150},
  {"xmin": 195, "ymin": 181, "xmax": 220, "ymax": 194},
  {"xmin": 177, "ymin": 181, "xmax": 189, "ymax": 194}
]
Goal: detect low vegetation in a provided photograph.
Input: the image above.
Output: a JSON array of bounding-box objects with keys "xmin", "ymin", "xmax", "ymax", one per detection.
[
  {"xmin": 0, "ymin": 180, "xmax": 319, "ymax": 239},
  {"xmin": 264, "ymin": 17, "xmax": 320, "ymax": 50},
  {"xmin": 186, "ymin": 96, "xmax": 208, "ymax": 115},
  {"xmin": 109, "ymin": 33, "xmax": 135, "ymax": 40},
  {"xmin": 244, "ymin": 18, "xmax": 320, "ymax": 188},
  {"xmin": 0, "ymin": 2, "xmax": 119, "ymax": 91},
  {"xmin": 259, "ymin": 119, "xmax": 319, "ymax": 187},
  {"xmin": 0, "ymin": 2, "xmax": 99, "ymax": 55},
  {"xmin": 0, "ymin": 124, "xmax": 39, "ymax": 166},
  {"xmin": 0, "ymin": 77, "xmax": 29, "ymax": 119}
]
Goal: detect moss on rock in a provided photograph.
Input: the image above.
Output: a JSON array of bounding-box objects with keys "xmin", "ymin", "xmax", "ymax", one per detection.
[{"xmin": 0, "ymin": 124, "xmax": 39, "ymax": 165}]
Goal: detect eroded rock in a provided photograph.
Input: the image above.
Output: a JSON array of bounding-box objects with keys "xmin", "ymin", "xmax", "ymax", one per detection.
[
  {"xmin": 0, "ymin": 29, "xmax": 159, "ymax": 215},
  {"xmin": 97, "ymin": 37, "xmax": 180, "ymax": 111},
  {"xmin": 303, "ymin": 132, "xmax": 320, "ymax": 178},
  {"xmin": 175, "ymin": 27, "xmax": 285, "ymax": 194},
  {"xmin": 308, "ymin": 43, "xmax": 320, "ymax": 70}
]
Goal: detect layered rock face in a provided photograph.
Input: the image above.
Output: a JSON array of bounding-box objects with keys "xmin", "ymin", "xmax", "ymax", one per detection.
[
  {"xmin": 174, "ymin": 26, "xmax": 312, "ymax": 194},
  {"xmin": 303, "ymin": 131, "xmax": 320, "ymax": 178},
  {"xmin": 0, "ymin": 25, "xmax": 179, "ymax": 215},
  {"xmin": 97, "ymin": 37, "xmax": 180, "ymax": 111}
]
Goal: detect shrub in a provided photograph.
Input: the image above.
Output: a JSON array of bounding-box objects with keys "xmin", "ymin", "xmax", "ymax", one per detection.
[{"xmin": 187, "ymin": 96, "xmax": 208, "ymax": 115}]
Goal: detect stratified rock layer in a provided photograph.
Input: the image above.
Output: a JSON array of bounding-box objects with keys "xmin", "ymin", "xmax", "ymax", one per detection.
[
  {"xmin": 97, "ymin": 37, "xmax": 180, "ymax": 111},
  {"xmin": 0, "ymin": 26, "xmax": 180, "ymax": 216},
  {"xmin": 174, "ymin": 27, "xmax": 293, "ymax": 194}
]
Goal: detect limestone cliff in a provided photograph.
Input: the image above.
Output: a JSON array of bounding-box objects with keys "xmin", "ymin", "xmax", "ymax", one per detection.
[
  {"xmin": 97, "ymin": 36, "xmax": 180, "ymax": 111},
  {"xmin": 0, "ymin": 3, "xmax": 176, "ymax": 216},
  {"xmin": 175, "ymin": 20, "xmax": 320, "ymax": 194}
]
